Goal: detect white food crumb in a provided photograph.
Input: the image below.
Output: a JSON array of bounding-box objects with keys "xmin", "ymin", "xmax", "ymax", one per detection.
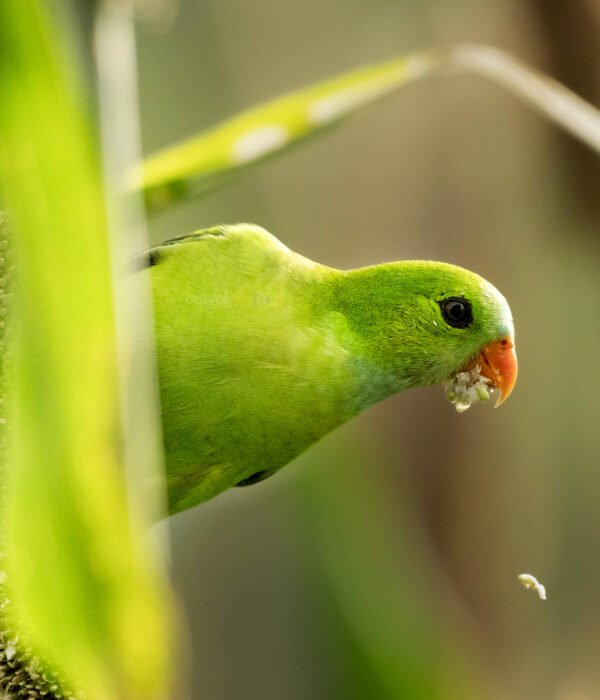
[
  {"xmin": 518, "ymin": 573, "xmax": 547, "ymax": 601},
  {"xmin": 445, "ymin": 365, "xmax": 491, "ymax": 413}
]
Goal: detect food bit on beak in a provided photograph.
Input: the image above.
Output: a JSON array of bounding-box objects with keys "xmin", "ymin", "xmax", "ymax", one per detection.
[
  {"xmin": 445, "ymin": 336, "xmax": 517, "ymax": 412},
  {"xmin": 445, "ymin": 365, "xmax": 492, "ymax": 413}
]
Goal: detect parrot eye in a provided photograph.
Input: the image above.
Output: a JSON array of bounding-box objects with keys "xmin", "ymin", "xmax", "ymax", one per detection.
[{"xmin": 439, "ymin": 297, "xmax": 473, "ymax": 328}]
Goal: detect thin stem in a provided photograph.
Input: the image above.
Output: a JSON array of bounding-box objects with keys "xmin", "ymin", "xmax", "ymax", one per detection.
[
  {"xmin": 440, "ymin": 44, "xmax": 600, "ymax": 155},
  {"xmin": 94, "ymin": 1, "xmax": 169, "ymax": 539}
]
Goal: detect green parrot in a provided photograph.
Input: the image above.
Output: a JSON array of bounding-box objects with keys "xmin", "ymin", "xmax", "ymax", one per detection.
[{"xmin": 144, "ymin": 224, "xmax": 517, "ymax": 514}]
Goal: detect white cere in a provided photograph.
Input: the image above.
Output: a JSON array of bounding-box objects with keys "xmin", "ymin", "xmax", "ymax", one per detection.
[
  {"xmin": 445, "ymin": 365, "xmax": 491, "ymax": 413},
  {"xmin": 518, "ymin": 573, "xmax": 547, "ymax": 601},
  {"xmin": 232, "ymin": 125, "xmax": 289, "ymax": 164}
]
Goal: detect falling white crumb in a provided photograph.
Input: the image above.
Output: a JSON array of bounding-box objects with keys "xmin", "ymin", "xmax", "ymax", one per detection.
[
  {"xmin": 445, "ymin": 365, "xmax": 491, "ymax": 413},
  {"xmin": 518, "ymin": 573, "xmax": 547, "ymax": 601}
]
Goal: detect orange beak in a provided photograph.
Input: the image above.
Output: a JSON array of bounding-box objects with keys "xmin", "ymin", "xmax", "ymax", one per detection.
[{"xmin": 471, "ymin": 337, "xmax": 518, "ymax": 406}]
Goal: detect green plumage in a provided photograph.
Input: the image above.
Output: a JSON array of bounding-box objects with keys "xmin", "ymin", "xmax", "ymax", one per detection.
[{"xmin": 148, "ymin": 224, "xmax": 513, "ymax": 514}]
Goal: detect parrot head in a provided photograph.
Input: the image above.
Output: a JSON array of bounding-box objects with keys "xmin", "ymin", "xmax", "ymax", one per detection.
[
  {"xmin": 392, "ymin": 261, "xmax": 517, "ymax": 404},
  {"xmin": 339, "ymin": 261, "xmax": 517, "ymax": 406}
]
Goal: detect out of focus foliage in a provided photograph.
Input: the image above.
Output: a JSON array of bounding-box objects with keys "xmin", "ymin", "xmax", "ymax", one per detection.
[
  {"xmin": 1, "ymin": 0, "xmax": 600, "ymax": 699},
  {"xmin": 0, "ymin": 2, "xmax": 173, "ymax": 698}
]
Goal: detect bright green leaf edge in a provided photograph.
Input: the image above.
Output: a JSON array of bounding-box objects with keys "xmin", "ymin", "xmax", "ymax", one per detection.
[
  {"xmin": 0, "ymin": 2, "xmax": 174, "ymax": 698},
  {"xmin": 136, "ymin": 51, "xmax": 435, "ymax": 210},
  {"xmin": 137, "ymin": 45, "xmax": 600, "ymax": 212}
]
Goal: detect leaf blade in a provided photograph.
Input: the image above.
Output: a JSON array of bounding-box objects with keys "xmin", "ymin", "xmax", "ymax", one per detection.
[
  {"xmin": 0, "ymin": 2, "xmax": 174, "ymax": 697},
  {"xmin": 138, "ymin": 44, "xmax": 600, "ymax": 212},
  {"xmin": 137, "ymin": 52, "xmax": 435, "ymax": 209}
]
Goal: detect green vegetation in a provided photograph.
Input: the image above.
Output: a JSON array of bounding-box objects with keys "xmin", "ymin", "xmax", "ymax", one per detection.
[
  {"xmin": 1, "ymin": 1, "xmax": 599, "ymax": 698},
  {"xmin": 0, "ymin": 2, "xmax": 172, "ymax": 697}
]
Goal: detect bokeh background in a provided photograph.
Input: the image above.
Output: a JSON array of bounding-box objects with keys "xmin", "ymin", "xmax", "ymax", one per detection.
[{"xmin": 117, "ymin": 1, "xmax": 600, "ymax": 698}]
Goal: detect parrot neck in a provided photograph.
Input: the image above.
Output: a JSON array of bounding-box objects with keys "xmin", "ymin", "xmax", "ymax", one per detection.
[
  {"xmin": 344, "ymin": 354, "xmax": 406, "ymax": 415},
  {"xmin": 320, "ymin": 261, "xmax": 447, "ymax": 410},
  {"xmin": 318, "ymin": 264, "xmax": 432, "ymax": 413}
]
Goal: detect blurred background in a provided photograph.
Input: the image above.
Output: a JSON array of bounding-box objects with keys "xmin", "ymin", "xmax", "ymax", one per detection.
[{"xmin": 94, "ymin": 0, "xmax": 600, "ymax": 697}]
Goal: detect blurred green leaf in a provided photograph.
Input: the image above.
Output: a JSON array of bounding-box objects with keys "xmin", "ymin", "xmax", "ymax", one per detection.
[
  {"xmin": 138, "ymin": 45, "xmax": 600, "ymax": 212},
  {"xmin": 0, "ymin": 2, "xmax": 174, "ymax": 698},
  {"xmin": 136, "ymin": 51, "xmax": 435, "ymax": 210}
]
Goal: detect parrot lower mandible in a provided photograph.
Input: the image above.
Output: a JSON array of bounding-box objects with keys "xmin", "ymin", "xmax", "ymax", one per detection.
[{"xmin": 143, "ymin": 224, "xmax": 517, "ymax": 514}]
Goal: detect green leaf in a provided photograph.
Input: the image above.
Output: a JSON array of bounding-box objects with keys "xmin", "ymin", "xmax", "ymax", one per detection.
[
  {"xmin": 0, "ymin": 2, "xmax": 174, "ymax": 698},
  {"xmin": 138, "ymin": 45, "xmax": 600, "ymax": 212},
  {"xmin": 136, "ymin": 52, "xmax": 435, "ymax": 210}
]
